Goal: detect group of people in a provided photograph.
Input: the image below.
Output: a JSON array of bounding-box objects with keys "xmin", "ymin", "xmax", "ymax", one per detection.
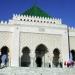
[
  {"xmin": 64, "ymin": 60, "xmax": 75, "ymax": 67},
  {"xmin": 0, "ymin": 46, "xmax": 9, "ymax": 68}
]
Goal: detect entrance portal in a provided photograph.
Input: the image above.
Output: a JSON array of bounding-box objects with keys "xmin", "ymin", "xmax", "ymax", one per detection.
[
  {"xmin": 35, "ymin": 44, "xmax": 48, "ymax": 67},
  {"xmin": 0, "ymin": 46, "xmax": 9, "ymax": 66},
  {"xmin": 71, "ymin": 49, "xmax": 75, "ymax": 61},
  {"xmin": 53, "ymin": 48, "xmax": 60, "ymax": 67},
  {"xmin": 21, "ymin": 47, "xmax": 30, "ymax": 67}
]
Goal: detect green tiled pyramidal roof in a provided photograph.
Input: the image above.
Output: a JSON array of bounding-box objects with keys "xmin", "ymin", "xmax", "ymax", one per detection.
[{"xmin": 22, "ymin": 6, "xmax": 51, "ymax": 18}]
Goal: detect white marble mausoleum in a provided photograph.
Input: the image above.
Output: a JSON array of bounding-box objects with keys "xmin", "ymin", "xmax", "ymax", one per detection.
[{"xmin": 0, "ymin": 6, "xmax": 75, "ymax": 68}]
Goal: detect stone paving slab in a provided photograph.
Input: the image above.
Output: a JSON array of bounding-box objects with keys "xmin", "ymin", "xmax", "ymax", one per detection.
[{"xmin": 0, "ymin": 67, "xmax": 75, "ymax": 75}]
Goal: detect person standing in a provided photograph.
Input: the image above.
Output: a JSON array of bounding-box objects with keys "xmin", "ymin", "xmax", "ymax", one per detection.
[{"xmin": 0, "ymin": 46, "xmax": 9, "ymax": 68}]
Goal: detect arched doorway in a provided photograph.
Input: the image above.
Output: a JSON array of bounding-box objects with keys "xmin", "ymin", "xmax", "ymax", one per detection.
[
  {"xmin": 52, "ymin": 48, "xmax": 61, "ymax": 67},
  {"xmin": 35, "ymin": 44, "xmax": 48, "ymax": 67},
  {"xmin": 71, "ymin": 49, "xmax": 75, "ymax": 61},
  {"xmin": 21, "ymin": 46, "xmax": 31, "ymax": 67},
  {"xmin": 0, "ymin": 46, "xmax": 9, "ymax": 67}
]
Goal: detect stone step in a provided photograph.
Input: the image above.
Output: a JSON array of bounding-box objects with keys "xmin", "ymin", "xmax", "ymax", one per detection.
[{"xmin": 0, "ymin": 67, "xmax": 75, "ymax": 75}]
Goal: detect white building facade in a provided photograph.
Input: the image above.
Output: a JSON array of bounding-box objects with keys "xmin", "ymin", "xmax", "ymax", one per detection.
[{"xmin": 0, "ymin": 6, "xmax": 75, "ymax": 68}]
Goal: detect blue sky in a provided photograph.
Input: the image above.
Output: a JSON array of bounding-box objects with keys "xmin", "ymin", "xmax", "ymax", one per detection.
[{"xmin": 0, "ymin": 0, "xmax": 75, "ymax": 27}]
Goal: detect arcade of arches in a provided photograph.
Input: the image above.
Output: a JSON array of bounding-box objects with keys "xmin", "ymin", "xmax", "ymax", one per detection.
[
  {"xmin": 20, "ymin": 44, "xmax": 75, "ymax": 68},
  {"xmin": 0, "ymin": 45, "xmax": 75, "ymax": 68},
  {"xmin": 20, "ymin": 44, "xmax": 63, "ymax": 68}
]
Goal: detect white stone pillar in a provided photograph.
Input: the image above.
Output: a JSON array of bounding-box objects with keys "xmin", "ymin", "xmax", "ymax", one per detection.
[
  {"xmin": 50, "ymin": 53, "xmax": 53, "ymax": 68},
  {"xmin": 30, "ymin": 52, "xmax": 35, "ymax": 67},
  {"xmin": 62, "ymin": 29, "xmax": 69, "ymax": 67},
  {"xmin": 10, "ymin": 26, "xmax": 20, "ymax": 67}
]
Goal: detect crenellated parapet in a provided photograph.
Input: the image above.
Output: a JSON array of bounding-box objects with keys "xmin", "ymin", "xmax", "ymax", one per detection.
[
  {"xmin": 0, "ymin": 14, "xmax": 75, "ymax": 32},
  {"xmin": 68, "ymin": 26, "xmax": 75, "ymax": 31},
  {"xmin": 0, "ymin": 21, "xmax": 8, "ymax": 24},
  {"xmin": 12, "ymin": 14, "xmax": 62, "ymax": 25}
]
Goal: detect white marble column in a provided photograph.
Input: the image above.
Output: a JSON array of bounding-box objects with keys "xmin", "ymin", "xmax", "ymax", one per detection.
[
  {"xmin": 10, "ymin": 26, "xmax": 20, "ymax": 67},
  {"xmin": 50, "ymin": 54, "xmax": 53, "ymax": 68},
  {"xmin": 62, "ymin": 29, "xmax": 69, "ymax": 67},
  {"xmin": 30, "ymin": 52, "xmax": 35, "ymax": 67}
]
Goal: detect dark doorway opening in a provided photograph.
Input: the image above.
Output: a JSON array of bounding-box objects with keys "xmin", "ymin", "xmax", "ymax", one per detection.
[
  {"xmin": 71, "ymin": 50, "xmax": 75, "ymax": 61},
  {"xmin": 53, "ymin": 48, "xmax": 61, "ymax": 67},
  {"xmin": 0, "ymin": 46, "xmax": 9, "ymax": 66},
  {"xmin": 35, "ymin": 56, "xmax": 42, "ymax": 67},
  {"xmin": 35, "ymin": 44, "xmax": 48, "ymax": 67},
  {"xmin": 21, "ymin": 47, "xmax": 31, "ymax": 67}
]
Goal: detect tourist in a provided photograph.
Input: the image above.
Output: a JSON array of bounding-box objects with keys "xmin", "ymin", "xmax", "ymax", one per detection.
[{"xmin": 0, "ymin": 46, "xmax": 9, "ymax": 68}]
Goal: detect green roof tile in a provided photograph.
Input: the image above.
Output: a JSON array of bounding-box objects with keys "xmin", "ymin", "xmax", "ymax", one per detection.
[{"xmin": 22, "ymin": 6, "xmax": 51, "ymax": 18}]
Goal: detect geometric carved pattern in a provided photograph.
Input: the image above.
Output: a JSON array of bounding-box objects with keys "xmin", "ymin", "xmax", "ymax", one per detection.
[
  {"xmin": 0, "ymin": 32, "xmax": 12, "ymax": 48},
  {"xmin": 20, "ymin": 32, "xmax": 62, "ymax": 56},
  {"xmin": 70, "ymin": 36, "xmax": 75, "ymax": 49}
]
